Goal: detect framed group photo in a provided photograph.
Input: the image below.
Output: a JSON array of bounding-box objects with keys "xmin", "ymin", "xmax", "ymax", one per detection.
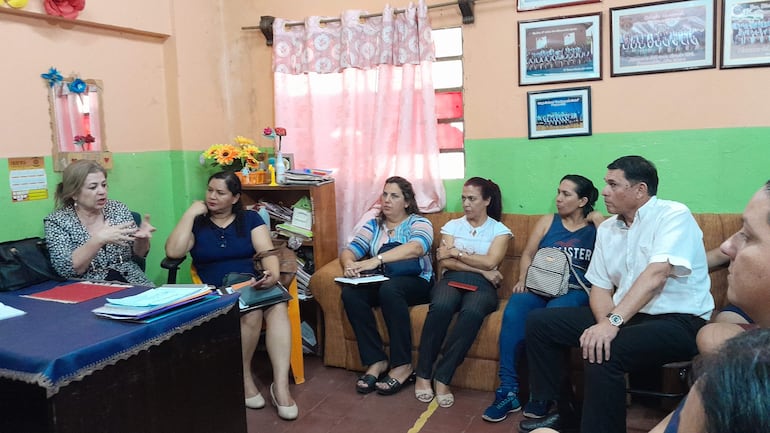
[
  {"xmin": 527, "ymin": 86, "xmax": 592, "ymax": 139},
  {"xmin": 610, "ymin": 0, "xmax": 716, "ymax": 76},
  {"xmin": 519, "ymin": 13, "xmax": 602, "ymax": 86},
  {"xmin": 721, "ymin": 0, "xmax": 770, "ymax": 68},
  {"xmin": 517, "ymin": 0, "xmax": 600, "ymax": 12}
]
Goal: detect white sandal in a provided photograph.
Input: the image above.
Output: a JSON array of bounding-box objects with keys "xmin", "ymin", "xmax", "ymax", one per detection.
[
  {"xmin": 436, "ymin": 392, "xmax": 454, "ymax": 408},
  {"xmin": 415, "ymin": 388, "xmax": 434, "ymax": 403}
]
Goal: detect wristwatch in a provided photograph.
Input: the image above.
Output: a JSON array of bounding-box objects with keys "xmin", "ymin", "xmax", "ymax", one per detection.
[
  {"xmin": 607, "ymin": 312, "xmax": 624, "ymax": 327},
  {"xmin": 457, "ymin": 252, "xmax": 464, "ymax": 258},
  {"xmin": 377, "ymin": 254, "xmax": 384, "ymax": 265}
]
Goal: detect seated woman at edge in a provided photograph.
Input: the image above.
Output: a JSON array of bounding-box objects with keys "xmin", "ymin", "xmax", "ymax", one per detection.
[
  {"xmin": 414, "ymin": 177, "xmax": 512, "ymax": 408},
  {"xmin": 483, "ymin": 174, "xmax": 602, "ymax": 423},
  {"xmin": 339, "ymin": 176, "xmax": 434, "ymax": 395},
  {"xmin": 164, "ymin": 171, "xmax": 297, "ymax": 421},
  {"xmin": 44, "ymin": 159, "xmax": 155, "ymax": 286}
]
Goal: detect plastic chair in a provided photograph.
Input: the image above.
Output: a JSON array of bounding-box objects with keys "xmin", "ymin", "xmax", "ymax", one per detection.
[{"xmin": 161, "ymin": 256, "xmax": 305, "ymax": 384}]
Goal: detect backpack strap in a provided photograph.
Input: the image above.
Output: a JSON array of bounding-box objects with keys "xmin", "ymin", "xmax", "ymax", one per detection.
[{"xmin": 565, "ymin": 253, "xmax": 590, "ymax": 295}]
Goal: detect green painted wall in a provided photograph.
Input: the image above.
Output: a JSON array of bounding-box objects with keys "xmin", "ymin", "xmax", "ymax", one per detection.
[
  {"xmin": 444, "ymin": 127, "xmax": 769, "ymax": 215},
  {"xmin": 2, "ymin": 126, "xmax": 766, "ymax": 285},
  {"xmin": 0, "ymin": 151, "xmax": 215, "ymax": 285}
]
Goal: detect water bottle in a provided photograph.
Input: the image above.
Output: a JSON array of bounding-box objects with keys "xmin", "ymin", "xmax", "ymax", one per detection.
[{"xmin": 275, "ymin": 152, "xmax": 286, "ymax": 184}]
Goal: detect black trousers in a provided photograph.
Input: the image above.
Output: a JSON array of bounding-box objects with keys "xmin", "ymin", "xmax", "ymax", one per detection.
[
  {"xmin": 416, "ymin": 271, "xmax": 499, "ymax": 385},
  {"xmin": 525, "ymin": 306, "xmax": 706, "ymax": 433},
  {"xmin": 341, "ymin": 275, "xmax": 431, "ymax": 368}
]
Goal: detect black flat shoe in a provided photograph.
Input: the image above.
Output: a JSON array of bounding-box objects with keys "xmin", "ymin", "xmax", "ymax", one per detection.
[
  {"xmin": 356, "ymin": 373, "xmax": 381, "ymax": 394},
  {"xmin": 376, "ymin": 372, "xmax": 416, "ymax": 396}
]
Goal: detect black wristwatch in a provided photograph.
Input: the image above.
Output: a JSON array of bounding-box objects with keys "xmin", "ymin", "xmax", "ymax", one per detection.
[{"xmin": 607, "ymin": 312, "xmax": 624, "ymax": 327}]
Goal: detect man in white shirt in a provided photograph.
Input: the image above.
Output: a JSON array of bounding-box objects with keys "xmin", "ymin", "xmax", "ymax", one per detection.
[{"xmin": 519, "ymin": 155, "xmax": 713, "ymax": 433}]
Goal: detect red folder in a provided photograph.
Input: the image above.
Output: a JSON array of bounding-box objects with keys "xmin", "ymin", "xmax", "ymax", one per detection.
[
  {"xmin": 23, "ymin": 281, "xmax": 131, "ymax": 304},
  {"xmin": 447, "ymin": 281, "xmax": 478, "ymax": 291}
]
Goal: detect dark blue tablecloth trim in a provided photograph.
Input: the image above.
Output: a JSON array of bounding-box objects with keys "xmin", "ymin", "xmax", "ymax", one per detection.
[{"xmin": 2, "ymin": 303, "xmax": 234, "ymax": 397}]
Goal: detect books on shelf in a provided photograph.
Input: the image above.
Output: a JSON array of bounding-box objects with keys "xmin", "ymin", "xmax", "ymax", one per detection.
[
  {"xmin": 258, "ymin": 200, "xmax": 293, "ymax": 223},
  {"xmin": 276, "ymin": 223, "xmax": 313, "ymax": 239},
  {"xmin": 283, "ymin": 169, "xmax": 333, "ymax": 185},
  {"xmin": 92, "ymin": 284, "xmax": 213, "ymax": 321}
]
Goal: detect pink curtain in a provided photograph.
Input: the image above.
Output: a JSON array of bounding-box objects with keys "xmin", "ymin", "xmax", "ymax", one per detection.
[{"xmin": 272, "ymin": 0, "xmax": 445, "ymax": 249}]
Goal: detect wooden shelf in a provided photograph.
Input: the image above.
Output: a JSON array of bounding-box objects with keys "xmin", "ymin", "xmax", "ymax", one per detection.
[
  {"xmin": 240, "ymin": 182, "xmax": 338, "ymax": 270},
  {"xmin": 0, "ymin": 7, "xmax": 169, "ymax": 40}
]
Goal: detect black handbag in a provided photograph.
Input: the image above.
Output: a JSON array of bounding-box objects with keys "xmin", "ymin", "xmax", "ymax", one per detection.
[
  {"xmin": 378, "ymin": 242, "xmax": 423, "ymax": 277},
  {"xmin": 0, "ymin": 237, "xmax": 65, "ymax": 291}
]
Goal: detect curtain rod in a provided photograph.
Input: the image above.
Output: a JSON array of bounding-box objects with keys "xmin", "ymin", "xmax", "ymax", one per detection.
[{"xmin": 244, "ymin": 0, "xmax": 475, "ymax": 46}]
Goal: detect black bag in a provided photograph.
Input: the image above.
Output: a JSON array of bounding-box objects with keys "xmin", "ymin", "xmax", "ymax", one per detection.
[
  {"xmin": 0, "ymin": 237, "xmax": 65, "ymax": 291},
  {"xmin": 378, "ymin": 242, "xmax": 423, "ymax": 277}
]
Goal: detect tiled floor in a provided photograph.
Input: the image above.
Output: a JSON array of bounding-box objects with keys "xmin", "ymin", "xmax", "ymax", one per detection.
[{"xmin": 246, "ymin": 352, "xmax": 672, "ymax": 433}]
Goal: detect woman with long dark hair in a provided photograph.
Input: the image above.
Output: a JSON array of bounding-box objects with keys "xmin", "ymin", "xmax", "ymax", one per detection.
[
  {"xmin": 483, "ymin": 174, "xmax": 602, "ymax": 423},
  {"xmin": 165, "ymin": 171, "xmax": 297, "ymax": 420},
  {"xmin": 414, "ymin": 177, "xmax": 512, "ymax": 408}
]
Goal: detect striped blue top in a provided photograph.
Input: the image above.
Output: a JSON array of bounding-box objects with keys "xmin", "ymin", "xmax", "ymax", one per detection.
[{"xmin": 346, "ymin": 213, "xmax": 434, "ymax": 281}]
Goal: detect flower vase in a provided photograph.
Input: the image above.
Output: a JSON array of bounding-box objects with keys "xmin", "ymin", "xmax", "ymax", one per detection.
[{"xmin": 275, "ymin": 152, "xmax": 287, "ymax": 185}]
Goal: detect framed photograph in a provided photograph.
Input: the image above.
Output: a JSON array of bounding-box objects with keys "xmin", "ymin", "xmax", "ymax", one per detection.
[
  {"xmin": 519, "ymin": 13, "xmax": 602, "ymax": 86},
  {"xmin": 610, "ymin": 0, "xmax": 716, "ymax": 76},
  {"xmin": 721, "ymin": 0, "xmax": 770, "ymax": 68},
  {"xmin": 281, "ymin": 153, "xmax": 294, "ymax": 171},
  {"xmin": 527, "ymin": 86, "xmax": 592, "ymax": 139},
  {"xmin": 518, "ymin": 0, "xmax": 600, "ymax": 12}
]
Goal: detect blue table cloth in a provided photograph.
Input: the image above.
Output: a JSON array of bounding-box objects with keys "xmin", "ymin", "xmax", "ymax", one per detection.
[{"xmin": 0, "ymin": 280, "xmax": 239, "ymax": 397}]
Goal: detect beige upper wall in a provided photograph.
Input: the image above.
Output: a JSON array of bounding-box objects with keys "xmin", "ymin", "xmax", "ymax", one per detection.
[
  {"xmin": 0, "ymin": 0, "xmax": 766, "ymax": 161},
  {"xmin": 245, "ymin": 0, "xmax": 768, "ymax": 141}
]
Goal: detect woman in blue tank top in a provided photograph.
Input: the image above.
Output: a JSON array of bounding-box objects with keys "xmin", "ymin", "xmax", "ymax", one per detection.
[{"xmin": 482, "ymin": 175, "xmax": 602, "ymax": 423}]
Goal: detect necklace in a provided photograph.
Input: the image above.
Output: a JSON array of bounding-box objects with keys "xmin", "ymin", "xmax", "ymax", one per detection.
[{"xmin": 383, "ymin": 218, "xmax": 404, "ymax": 238}]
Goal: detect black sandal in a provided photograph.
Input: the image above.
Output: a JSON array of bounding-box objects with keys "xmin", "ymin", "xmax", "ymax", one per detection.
[
  {"xmin": 376, "ymin": 372, "xmax": 416, "ymax": 396},
  {"xmin": 356, "ymin": 374, "xmax": 380, "ymax": 394}
]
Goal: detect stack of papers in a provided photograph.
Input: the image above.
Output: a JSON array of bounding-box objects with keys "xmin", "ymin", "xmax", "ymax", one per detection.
[
  {"xmin": 92, "ymin": 284, "xmax": 214, "ymax": 322},
  {"xmin": 259, "ymin": 200, "xmax": 293, "ymax": 223},
  {"xmin": 0, "ymin": 302, "xmax": 26, "ymax": 320},
  {"xmin": 334, "ymin": 275, "xmax": 389, "ymax": 285},
  {"xmin": 276, "ymin": 222, "xmax": 313, "ymax": 239},
  {"xmin": 284, "ymin": 170, "xmax": 333, "ymax": 185}
]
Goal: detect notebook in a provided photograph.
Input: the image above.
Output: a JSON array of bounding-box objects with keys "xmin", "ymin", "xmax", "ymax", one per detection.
[{"xmin": 220, "ymin": 282, "xmax": 293, "ymax": 312}]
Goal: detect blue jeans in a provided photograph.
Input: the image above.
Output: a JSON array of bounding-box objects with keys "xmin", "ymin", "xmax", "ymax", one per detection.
[{"xmin": 497, "ymin": 289, "xmax": 588, "ymax": 393}]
